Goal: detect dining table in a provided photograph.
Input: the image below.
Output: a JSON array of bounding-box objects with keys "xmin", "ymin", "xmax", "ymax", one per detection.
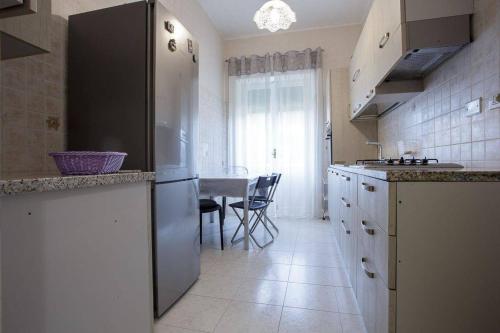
[{"xmin": 199, "ymin": 172, "xmax": 259, "ymax": 250}]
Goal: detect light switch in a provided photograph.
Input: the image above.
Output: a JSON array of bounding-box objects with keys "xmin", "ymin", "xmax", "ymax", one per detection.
[{"xmin": 465, "ymin": 98, "xmax": 481, "ymax": 117}]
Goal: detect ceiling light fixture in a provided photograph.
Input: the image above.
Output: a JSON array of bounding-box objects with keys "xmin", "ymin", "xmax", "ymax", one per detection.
[{"xmin": 253, "ymin": 0, "xmax": 297, "ymax": 33}]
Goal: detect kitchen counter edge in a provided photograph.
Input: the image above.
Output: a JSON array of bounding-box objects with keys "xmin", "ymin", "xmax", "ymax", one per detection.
[
  {"xmin": 0, "ymin": 172, "xmax": 156, "ymax": 196},
  {"xmin": 329, "ymin": 165, "xmax": 500, "ymax": 182}
]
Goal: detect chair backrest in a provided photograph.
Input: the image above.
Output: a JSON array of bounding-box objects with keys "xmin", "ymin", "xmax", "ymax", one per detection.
[
  {"xmin": 250, "ymin": 175, "xmax": 276, "ymax": 204},
  {"xmin": 268, "ymin": 173, "xmax": 282, "ymax": 201}
]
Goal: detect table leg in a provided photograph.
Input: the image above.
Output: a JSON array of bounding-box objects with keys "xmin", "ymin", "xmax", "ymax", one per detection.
[{"xmin": 243, "ymin": 195, "xmax": 249, "ymax": 250}]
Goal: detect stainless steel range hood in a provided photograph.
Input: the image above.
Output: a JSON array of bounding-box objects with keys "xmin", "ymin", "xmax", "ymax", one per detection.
[
  {"xmin": 356, "ymin": 14, "xmax": 472, "ymax": 120},
  {"xmin": 388, "ymin": 15, "xmax": 471, "ymax": 81}
]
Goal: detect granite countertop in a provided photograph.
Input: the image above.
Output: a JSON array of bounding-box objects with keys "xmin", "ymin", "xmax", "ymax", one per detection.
[
  {"xmin": 330, "ymin": 165, "xmax": 500, "ymax": 182},
  {"xmin": 0, "ymin": 171, "xmax": 156, "ymax": 196}
]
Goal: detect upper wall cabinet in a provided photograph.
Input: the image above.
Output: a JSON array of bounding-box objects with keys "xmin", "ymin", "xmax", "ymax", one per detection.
[
  {"xmin": 0, "ymin": 0, "xmax": 50, "ymax": 59},
  {"xmin": 349, "ymin": 0, "xmax": 473, "ymax": 120},
  {"xmin": 0, "ymin": 0, "xmax": 37, "ymax": 19}
]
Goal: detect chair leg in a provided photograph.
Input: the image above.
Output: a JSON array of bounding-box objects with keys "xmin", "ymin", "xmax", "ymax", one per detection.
[
  {"xmin": 199, "ymin": 212, "xmax": 203, "ymax": 245},
  {"xmin": 230, "ymin": 207, "xmax": 245, "ymax": 243},
  {"xmin": 218, "ymin": 208, "xmax": 224, "ymax": 251},
  {"xmin": 231, "ymin": 209, "xmax": 259, "ymax": 244},
  {"xmin": 249, "ymin": 209, "xmax": 275, "ymax": 248},
  {"xmin": 264, "ymin": 213, "xmax": 280, "ymax": 234}
]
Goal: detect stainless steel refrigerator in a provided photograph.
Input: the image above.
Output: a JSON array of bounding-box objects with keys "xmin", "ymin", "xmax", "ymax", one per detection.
[{"xmin": 67, "ymin": 1, "xmax": 200, "ymax": 317}]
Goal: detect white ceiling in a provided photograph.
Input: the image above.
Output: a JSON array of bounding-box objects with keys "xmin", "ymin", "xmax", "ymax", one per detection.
[{"xmin": 197, "ymin": 0, "xmax": 373, "ymax": 40}]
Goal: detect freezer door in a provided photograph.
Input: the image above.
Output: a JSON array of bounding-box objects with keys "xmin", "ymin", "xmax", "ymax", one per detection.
[
  {"xmin": 154, "ymin": 4, "xmax": 199, "ymax": 182},
  {"xmin": 68, "ymin": 1, "xmax": 149, "ymax": 171},
  {"xmin": 153, "ymin": 179, "xmax": 200, "ymax": 317}
]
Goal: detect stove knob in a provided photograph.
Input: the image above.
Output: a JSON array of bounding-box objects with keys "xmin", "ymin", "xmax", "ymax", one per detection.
[
  {"xmin": 410, "ymin": 156, "xmax": 417, "ymax": 165},
  {"xmin": 422, "ymin": 157, "xmax": 429, "ymax": 165},
  {"xmin": 388, "ymin": 158, "xmax": 394, "ymax": 165},
  {"xmin": 399, "ymin": 157, "xmax": 405, "ymax": 165}
]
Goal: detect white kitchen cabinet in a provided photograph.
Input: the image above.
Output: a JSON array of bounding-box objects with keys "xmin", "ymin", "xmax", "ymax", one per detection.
[
  {"xmin": 0, "ymin": 182, "xmax": 154, "ymax": 333},
  {"xmin": 0, "ymin": 0, "xmax": 50, "ymax": 59},
  {"xmin": 327, "ymin": 169, "xmax": 340, "ymax": 240},
  {"xmin": 357, "ymin": 232, "xmax": 396, "ymax": 333},
  {"xmin": 328, "ymin": 166, "xmax": 500, "ymax": 332},
  {"xmin": 349, "ymin": 6, "xmax": 376, "ymax": 116},
  {"xmin": 372, "ymin": 0, "xmax": 403, "ymax": 45},
  {"xmin": 329, "ymin": 169, "xmax": 358, "ymax": 292},
  {"xmin": 372, "ymin": 24, "xmax": 404, "ymax": 88},
  {"xmin": 349, "ymin": 0, "xmax": 473, "ymax": 119},
  {"xmin": 0, "ymin": 0, "xmax": 37, "ymax": 19}
]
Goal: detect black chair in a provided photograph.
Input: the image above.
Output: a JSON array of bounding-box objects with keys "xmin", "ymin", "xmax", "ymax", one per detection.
[
  {"xmin": 229, "ymin": 175, "xmax": 277, "ymax": 248},
  {"xmin": 199, "ymin": 199, "xmax": 224, "ymax": 250},
  {"xmin": 251, "ymin": 173, "xmax": 282, "ymax": 236}
]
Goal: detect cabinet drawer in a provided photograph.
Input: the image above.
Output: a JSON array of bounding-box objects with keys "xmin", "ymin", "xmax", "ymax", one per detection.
[
  {"xmin": 338, "ymin": 171, "xmax": 356, "ymax": 205},
  {"xmin": 357, "ymin": 210, "xmax": 396, "ymax": 289},
  {"xmin": 339, "ymin": 205, "xmax": 357, "ymax": 291},
  {"xmin": 328, "ymin": 169, "xmax": 340, "ymax": 231},
  {"xmin": 357, "ymin": 239, "xmax": 396, "ymax": 333},
  {"xmin": 358, "ymin": 175, "xmax": 395, "ymax": 235}
]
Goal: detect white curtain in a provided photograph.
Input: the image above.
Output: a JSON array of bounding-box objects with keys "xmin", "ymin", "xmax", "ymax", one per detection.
[{"xmin": 228, "ymin": 68, "xmax": 324, "ymax": 218}]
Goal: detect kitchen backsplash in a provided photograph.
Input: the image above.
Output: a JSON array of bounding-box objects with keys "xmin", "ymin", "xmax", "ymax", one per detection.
[
  {"xmin": 379, "ymin": 0, "xmax": 499, "ymax": 168},
  {"xmin": 0, "ymin": 16, "xmax": 67, "ymax": 176}
]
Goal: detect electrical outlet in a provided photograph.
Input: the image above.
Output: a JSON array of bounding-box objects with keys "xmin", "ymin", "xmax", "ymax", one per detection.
[
  {"xmin": 488, "ymin": 93, "xmax": 500, "ymax": 111},
  {"xmin": 465, "ymin": 98, "xmax": 482, "ymax": 117}
]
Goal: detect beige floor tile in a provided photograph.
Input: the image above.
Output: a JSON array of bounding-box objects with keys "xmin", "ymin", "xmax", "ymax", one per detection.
[
  {"xmin": 246, "ymin": 263, "xmax": 291, "ymax": 281},
  {"xmin": 154, "ymin": 324, "xmax": 206, "ymax": 333},
  {"xmin": 260, "ymin": 241, "xmax": 296, "ymax": 252},
  {"xmin": 233, "ymin": 279, "xmax": 287, "ymax": 305},
  {"xmin": 214, "ymin": 301, "xmax": 281, "ymax": 333},
  {"xmin": 200, "ymin": 259, "xmax": 215, "ymax": 275},
  {"xmin": 297, "ymin": 231, "xmax": 336, "ymax": 243},
  {"xmin": 288, "ymin": 265, "xmax": 350, "ymax": 286},
  {"xmin": 279, "ymin": 307, "xmax": 342, "ymax": 333},
  {"xmin": 340, "ymin": 314, "xmax": 367, "ymax": 333},
  {"xmin": 202, "ymin": 260, "xmax": 250, "ymax": 278},
  {"xmin": 292, "ymin": 252, "xmax": 344, "ymax": 268},
  {"xmin": 284, "ymin": 282, "xmax": 338, "ymax": 312},
  {"xmin": 242, "ymin": 250, "xmax": 293, "ymax": 265},
  {"xmin": 239, "ymin": 248, "xmax": 293, "ymax": 265},
  {"xmin": 335, "ymin": 287, "xmax": 360, "ymax": 314},
  {"xmin": 156, "ymin": 295, "xmax": 229, "ymax": 332},
  {"xmin": 189, "ymin": 274, "xmax": 243, "ymax": 299},
  {"xmin": 294, "ymin": 241, "xmax": 339, "ymax": 255},
  {"xmin": 161, "ymin": 219, "xmax": 365, "ymax": 333}
]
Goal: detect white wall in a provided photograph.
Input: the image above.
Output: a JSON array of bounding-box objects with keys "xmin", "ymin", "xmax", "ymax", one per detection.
[{"xmin": 224, "ymin": 25, "xmax": 378, "ymax": 164}]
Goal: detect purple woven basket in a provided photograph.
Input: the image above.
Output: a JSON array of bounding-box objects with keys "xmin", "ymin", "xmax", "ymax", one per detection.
[{"xmin": 49, "ymin": 151, "xmax": 127, "ymax": 176}]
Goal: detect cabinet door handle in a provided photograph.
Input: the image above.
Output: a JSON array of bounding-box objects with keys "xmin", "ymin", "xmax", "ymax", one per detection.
[
  {"xmin": 379, "ymin": 32, "xmax": 390, "ymax": 48},
  {"xmin": 341, "ymin": 175, "xmax": 350, "ymax": 182},
  {"xmin": 366, "ymin": 89, "xmax": 374, "ymax": 99},
  {"xmin": 341, "ymin": 198, "xmax": 350, "ymax": 208},
  {"xmin": 361, "ymin": 258, "xmax": 375, "ymax": 278},
  {"xmin": 352, "ymin": 69, "xmax": 360, "ymax": 82},
  {"xmin": 361, "ymin": 220, "xmax": 375, "ymax": 235},
  {"xmin": 361, "ymin": 182, "xmax": 375, "ymax": 192},
  {"xmin": 341, "ymin": 220, "xmax": 351, "ymax": 235}
]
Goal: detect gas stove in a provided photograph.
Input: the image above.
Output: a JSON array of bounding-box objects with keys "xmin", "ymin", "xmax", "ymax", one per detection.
[{"xmin": 354, "ymin": 157, "xmax": 464, "ymax": 169}]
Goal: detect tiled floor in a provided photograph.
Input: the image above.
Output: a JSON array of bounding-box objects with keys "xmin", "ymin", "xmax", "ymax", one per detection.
[{"xmin": 155, "ymin": 216, "xmax": 366, "ymax": 333}]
